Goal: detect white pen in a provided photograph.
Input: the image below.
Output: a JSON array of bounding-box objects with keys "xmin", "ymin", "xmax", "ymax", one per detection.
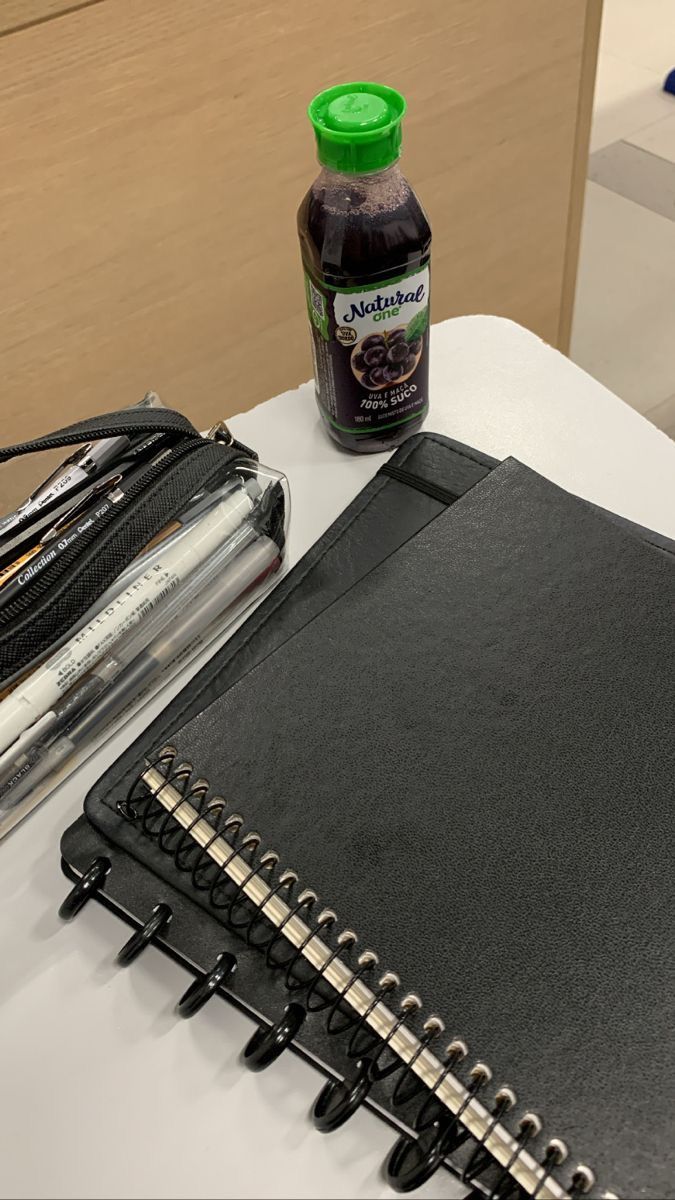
[
  {"xmin": 0, "ymin": 535, "xmax": 280, "ymax": 827},
  {"xmin": 0, "ymin": 518, "xmax": 256, "ymax": 787},
  {"xmin": 0, "ymin": 480, "xmax": 257, "ymax": 756},
  {"xmin": 73, "ymin": 482, "xmax": 238, "ymax": 622}
]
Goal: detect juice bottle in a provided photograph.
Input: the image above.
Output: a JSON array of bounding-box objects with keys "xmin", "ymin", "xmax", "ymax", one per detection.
[{"xmin": 298, "ymin": 82, "xmax": 432, "ymax": 453}]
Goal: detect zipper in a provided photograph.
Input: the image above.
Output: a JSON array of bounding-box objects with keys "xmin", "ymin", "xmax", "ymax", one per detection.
[
  {"xmin": 0, "ymin": 409, "xmax": 199, "ymax": 466},
  {"xmin": 0, "ymin": 437, "xmax": 205, "ymax": 626}
]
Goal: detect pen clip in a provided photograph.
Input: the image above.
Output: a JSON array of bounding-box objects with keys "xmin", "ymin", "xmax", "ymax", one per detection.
[
  {"xmin": 42, "ymin": 475, "xmax": 121, "ymax": 541},
  {"xmin": 4, "ymin": 441, "xmax": 91, "ymax": 519},
  {"xmin": 33, "ymin": 443, "xmax": 94, "ymax": 497}
]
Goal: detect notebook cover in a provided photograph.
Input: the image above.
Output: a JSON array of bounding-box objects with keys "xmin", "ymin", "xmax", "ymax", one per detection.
[
  {"xmin": 81, "ymin": 434, "xmax": 494, "ymax": 838},
  {"xmin": 69, "ymin": 438, "xmax": 675, "ymax": 1196},
  {"xmin": 82, "ymin": 428, "xmax": 672, "ymax": 831},
  {"xmin": 135, "ymin": 458, "xmax": 674, "ymax": 1200},
  {"xmin": 63, "ymin": 431, "xmax": 502, "ymax": 1187},
  {"xmin": 94, "ymin": 432, "xmax": 496, "ymax": 749}
]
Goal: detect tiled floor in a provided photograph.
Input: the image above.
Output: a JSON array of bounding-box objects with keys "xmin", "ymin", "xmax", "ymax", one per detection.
[{"xmin": 570, "ymin": 0, "xmax": 675, "ymax": 437}]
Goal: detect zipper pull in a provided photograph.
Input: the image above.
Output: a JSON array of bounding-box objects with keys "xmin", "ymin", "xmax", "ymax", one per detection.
[
  {"xmin": 205, "ymin": 420, "xmax": 233, "ymax": 444},
  {"xmin": 205, "ymin": 420, "xmax": 258, "ymax": 461}
]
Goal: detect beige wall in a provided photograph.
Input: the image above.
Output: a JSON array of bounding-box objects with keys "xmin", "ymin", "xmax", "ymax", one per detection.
[{"xmin": 0, "ymin": 0, "xmax": 600, "ymax": 510}]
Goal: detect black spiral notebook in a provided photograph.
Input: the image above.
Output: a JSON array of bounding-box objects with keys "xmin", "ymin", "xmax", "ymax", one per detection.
[{"xmin": 61, "ymin": 447, "xmax": 675, "ymax": 1200}]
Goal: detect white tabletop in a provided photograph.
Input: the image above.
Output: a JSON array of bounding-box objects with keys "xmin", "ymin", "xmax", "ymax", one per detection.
[{"xmin": 2, "ymin": 316, "xmax": 674, "ymax": 1200}]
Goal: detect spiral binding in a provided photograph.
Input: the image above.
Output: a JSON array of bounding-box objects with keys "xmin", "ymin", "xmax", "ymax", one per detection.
[{"xmin": 115, "ymin": 748, "xmax": 607, "ymax": 1200}]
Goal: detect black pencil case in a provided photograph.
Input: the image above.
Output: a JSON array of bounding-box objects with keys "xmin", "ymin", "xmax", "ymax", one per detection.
[{"xmin": 0, "ymin": 404, "xmax": 258, "ymax": 686}]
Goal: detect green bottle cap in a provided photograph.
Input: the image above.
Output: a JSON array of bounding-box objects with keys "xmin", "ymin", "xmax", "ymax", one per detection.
[{"xmin": 308, "ymin": 82, "xmax": 406, "ymax": 175}]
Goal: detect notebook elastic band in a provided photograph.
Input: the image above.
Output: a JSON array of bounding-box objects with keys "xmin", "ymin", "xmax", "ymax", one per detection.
[{"xmin": 378, "ymin": 462, "xmax": 462, "ymax": 505}]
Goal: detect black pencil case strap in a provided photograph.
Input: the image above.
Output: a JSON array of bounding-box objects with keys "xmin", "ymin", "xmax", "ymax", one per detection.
[
  {"xmin": 0, "ymin": 407, "xmax": 199, "ymax": 464},
  {"xmin": 0, "ymin": 408, "xmax": 258, "ymax": 684},
  {"xmin": 0, "ymin": 408, "xmax": 258, "ymax": 466}
]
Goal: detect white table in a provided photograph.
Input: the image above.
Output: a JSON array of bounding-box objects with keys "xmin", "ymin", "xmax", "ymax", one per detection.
[{"xmin": 2, "ymin": 317, "xmax": 674, "ymax": 1200}]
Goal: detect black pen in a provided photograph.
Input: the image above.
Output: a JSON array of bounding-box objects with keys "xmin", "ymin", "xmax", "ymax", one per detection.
[
  {"xmin": 0, "ymin": 392, "xmax": 164, "ymax": 543},
  {"xmin": 0, "ymin": 430, "xmax": 171, "ymax": 571},
  {"xmin": 0, "ymin": 447, "xmax": 173, "ymax": 613},
  {"xmin": 0, "ymin": 533, "xmax": 281, "ymax": 816},
  {"xmin": 0, "ymin": 475, "xmax": 122, "ymax": 591}
]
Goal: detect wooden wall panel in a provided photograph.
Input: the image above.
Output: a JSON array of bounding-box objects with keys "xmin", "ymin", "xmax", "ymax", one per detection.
[
  {"xmin": 0, "ymin": 0, "xmax": 596, "ymax": 510},
  {"xmin": 559, "ymin": 0, "xmax": 604, "ymax": 351}
]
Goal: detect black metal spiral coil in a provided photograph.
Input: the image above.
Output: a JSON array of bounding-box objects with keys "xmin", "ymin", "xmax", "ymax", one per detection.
[{"xmin": 116, "ymin": 748, "xmax": 602, "ymax": 1200}]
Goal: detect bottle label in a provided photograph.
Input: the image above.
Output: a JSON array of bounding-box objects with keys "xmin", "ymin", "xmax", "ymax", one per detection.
[{"xmin": 304, "ymin": 264, "xmax": 430, "ymax": 436}]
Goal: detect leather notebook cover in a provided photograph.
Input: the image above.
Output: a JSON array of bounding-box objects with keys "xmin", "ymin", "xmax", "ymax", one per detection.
[
  {"xmin": 82, "ymin": 429, "xmax": 672, "ymax": 821},
  {"xmin": 80, "ymin": 434, "xmax": 496, "ymax": 856},
  {"xmin": 64, "ymin": 440, "xmax": 675, "ymax": 1199},
  {"xmin": 94, "ymin": 432, "xmax": 497, "ymax": 751},
  {"xmin": 107, "ymin": 458, "xmax": 673, "ymax": 1199},
  {"xmin": 66, "ymin": 432, "xmax": 505, "ymax": 1181}
]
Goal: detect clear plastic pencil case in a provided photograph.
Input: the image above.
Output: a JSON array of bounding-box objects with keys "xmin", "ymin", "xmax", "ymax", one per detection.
[{"xmin": 0, "ymin": 402, "xmax": 289, "ymax": 838}]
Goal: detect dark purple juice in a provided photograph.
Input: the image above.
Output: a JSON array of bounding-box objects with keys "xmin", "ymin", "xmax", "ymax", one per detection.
[
  {"xmin": 299, "ymin": 85, "xmax": 432, "ymax": 453},
  {"xmin": 299, "ymin": 167, "xmax": 431, "ymax": 288}
]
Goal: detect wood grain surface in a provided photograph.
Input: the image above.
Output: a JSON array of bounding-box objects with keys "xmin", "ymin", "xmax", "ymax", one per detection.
[
  {"xmin": 0, "ymin": 0, "xmax": 595, "ymax": 510},
  {"xmin": 558, "ymin": 0, "xmax": 604, "ymax": 352}
]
